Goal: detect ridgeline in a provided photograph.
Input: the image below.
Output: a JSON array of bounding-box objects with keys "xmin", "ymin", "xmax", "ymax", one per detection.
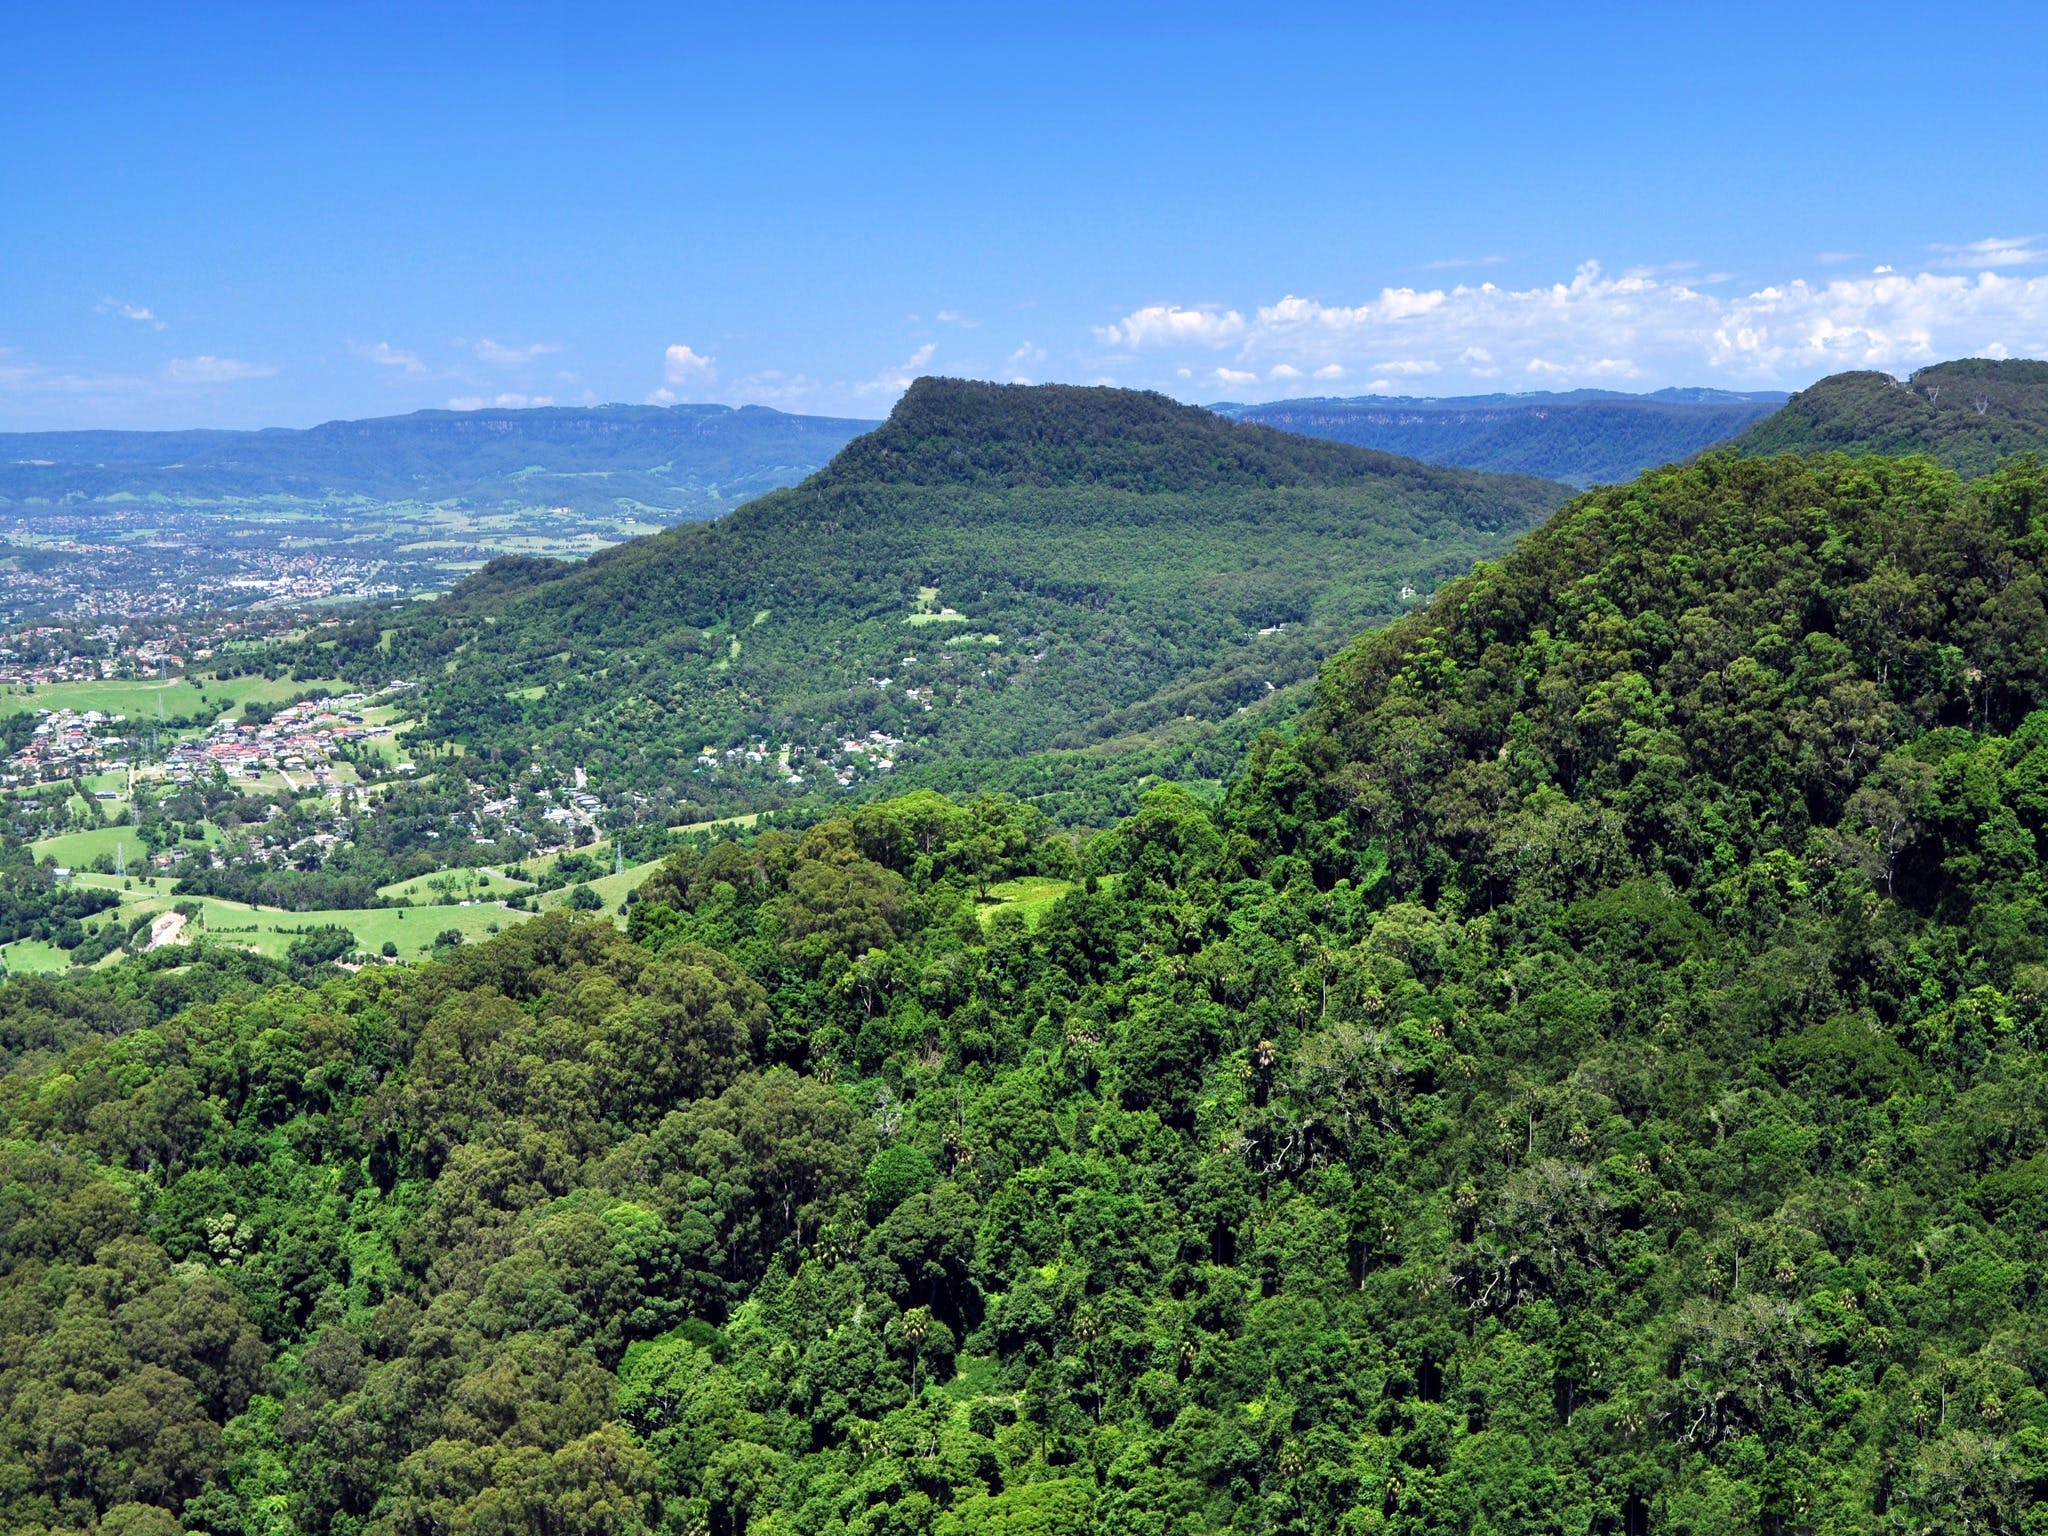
[
  {"xmin": 284, "ymin": 379, "xmax": 1569, "ymax": 823},
  {"xmin": 0, "ymin": 403, "xmax": 877, "ymax": 521},
  {"xmin": 1729, "ymin": 357, "xmax": 2048, "ymax": 476},
  {"xmin": 1218, "ymin": 388, "xmax": 1785, "ymax": 487}
]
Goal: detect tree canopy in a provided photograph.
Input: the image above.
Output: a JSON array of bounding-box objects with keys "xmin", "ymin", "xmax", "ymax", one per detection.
[{"xmin": 3, "ymin": 450, "xmax": 2048, "ymax": 1532}]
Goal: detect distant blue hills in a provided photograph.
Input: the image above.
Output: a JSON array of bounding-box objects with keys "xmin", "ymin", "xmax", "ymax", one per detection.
[
  {"xmin": 1215, "ymin": 386, "xmax": 1789, "ymax": 486},
  {"xmin": 0, "ymin": 385, "xmax": 1797, "ymax": 522},
  {"xmin": 0, "ymin": 403, "xmax": 878, "ymax": 520}
]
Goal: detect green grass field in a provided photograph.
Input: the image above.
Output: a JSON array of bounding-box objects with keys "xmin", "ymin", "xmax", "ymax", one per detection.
[
  {"xmin": 0, "ymin": 938, "xmax": 70, "ymax": 974},
  {"xmin": 533, "ymin": 857, "xmax": 665, "ymax": 913},
  {"xmin": 0, "ymin": 674, "xmax": 350, "ymax": 721},
  {"xmin": 1, "ymin": 829, "xmax": 689, "ymax": 974},
  {"xmin": 674, "ymin": 812, "xmax": 761, "ymax": 834},
  {"xmin": 978, "ymin": 876, "xmax": 1075, "ymax": 929},
  {"xmin": 0, "ymin": 875, "xmax": 525, "ymax": 972},
  {"xmin": 194, "ymin": 899, "xmax": 515, "ymax": 961},
  {"xmin": 377, "ymin": 866, "xmax": 533, "ymax": 904},
  {"xmin": 31, "ymin": 825, "xmax": 142, "ymax": 871}
]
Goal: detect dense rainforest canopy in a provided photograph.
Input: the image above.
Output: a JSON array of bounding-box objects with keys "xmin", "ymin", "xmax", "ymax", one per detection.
[
  {"xmin": 1729, "ymin": 358, "xmax": 2048, "ymax": 479},
  {"xmin": 5, "ymin": 447, "xmax": 2048, "ymax": 1535}
]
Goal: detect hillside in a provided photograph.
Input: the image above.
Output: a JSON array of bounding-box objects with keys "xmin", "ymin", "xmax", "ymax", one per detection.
[
  {"xmin": 1729, "ymin": 357, "xmax": 2048, "ymax": 476},
  {"xmin": 1218, "ymin": 387, "xmax": 1784, "ymax": 486},
  {"xmin": 285, "ymin": 378, "xmax": 1569, "ymax": 821},
  {"xmin": 3, "ymin": 449, "xmax": 2048, "ymax": 1534},
  {"xmin": 0, "ymin": 402, "xmax": 876, "ymax": 521}
]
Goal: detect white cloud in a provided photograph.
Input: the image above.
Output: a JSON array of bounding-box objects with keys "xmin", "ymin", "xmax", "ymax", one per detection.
[
  {"xmin": 164, "ymin": 355, "xmax": 275, "ymax": 384},
  {"xmin": 1313, "ymin": 364, "xmax": 1345, "ymax": 380},
  {"xmin": 448, "ymin": 393, "xmax": 554, "ymax": 410},
  {"xmin": 724, "ymin": 370, "xmax": 826, "ymax": 408},
  {"xmin": 1094, "ymin": 305, "xmax": 1247, "ymax": 349},
  {"xmin": 936, "ymin": 310, "xmax": 979, "ymax": 328},
  {"xmin": 1527, "ymin": 356, "xmax": 1637, "ymax": 379},
  {"xmin": 1095, "ymin": 250, "xmax": 2048, "ymax": 397},
  {"xmin": 0, "ymin": 351, "xmax": 148, "ymax": 398},
  {"xmin": 98, "ymin": 298, "xmax": 165, "ymax": 330},
  {"xmin": 855, "ymin": 343, "xmax": 938, "ymax": 397},
  {"xmin": 663, "ymin": 344, "xmax": 717, "ymax": 387},
  {"xmin": 0, "ymin": 345, "xmax": 276, "ymax": 417},
  {"xmin": 473, "ymin": 338, "xmax": 559, "ymax": 366},
  {"xmin": 1931, "ymin": 236, "xmax": 2048, "ymax": 269},
  {"xmin": 351, "ymin": 341, "xmax": 428, "ymax": 376},
  {"xmin": 1005, "ymin": 341, "xmax": 1046, "ymax": 382}
]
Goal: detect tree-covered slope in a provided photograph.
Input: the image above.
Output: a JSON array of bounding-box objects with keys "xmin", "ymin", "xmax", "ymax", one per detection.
[
  {"xmin": 291, "ymin": 379, "xmax": 1568, "ymax": 819},
  {"xmin": 4, "ymin": 450, "xmax": 2048, "ymax": 1534},
  {"xmin": 0, "ymin": 403, "xmax": 876, "ymax": 520},
  {"xmin": 1218, "ymin": 389, "xmax": 1785, "ymax": 487},
  {"xmin": 1729, "ymin": 358, "xmax": 2048, "ymax": 477}
]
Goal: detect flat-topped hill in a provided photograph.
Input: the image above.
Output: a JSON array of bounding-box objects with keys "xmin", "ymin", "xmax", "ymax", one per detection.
[{"xmin": 282, "ymin": 377, "xmax": 1570, "ymax": 818}]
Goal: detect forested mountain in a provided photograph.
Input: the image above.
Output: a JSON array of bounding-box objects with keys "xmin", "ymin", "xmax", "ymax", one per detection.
[
  {"xmin": 1728, "ymin": 358, "xmax": 2048, "ymax": 476},
  {"xmin": 5, "ymin": 445, "xmax": 2048, "ymax": 1534},
  {"xmin": 0, "ymin": 404, "xmax": 876, "ymax": 520},
  {"xmin": 1217, "ymin": 389, "xmax": 1785, "ymax": 487},
  {"xmin": 282, "ymin": 379, "xmax": 1568, "ymax": 821}
]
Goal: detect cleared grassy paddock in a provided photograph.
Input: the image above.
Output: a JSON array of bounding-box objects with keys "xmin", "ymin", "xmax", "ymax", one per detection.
[
  {"xmin": 30, "ymin": 825, "xmax": 142, "ymax": 871},
  {"xmin": 532, "ymin": 857, "xmax": 666, "ymax": 913},
  {"xmin": 977, "ymin": 876, "xmax": 1074, "ymax": 929},
  {"xmin": 1, "ymin": 875, "xmax": 522, "ymax": 971},
  {"xmin": 0, "ymin": 674, "xmax": 351, "ymax": 720},
  {"xmin": 377, "ymin": 866, "xmax": 533, "ymax": 904}
]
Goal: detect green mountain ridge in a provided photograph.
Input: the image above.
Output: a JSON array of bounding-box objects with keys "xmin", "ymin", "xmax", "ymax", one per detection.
[
  {"xmin": 286, "ymin": 378, "xmax": 1569, "ymax": 823},
  {"xmin": 1728, "ymin": 357, "xmax": 2048, "ymax": 476}
]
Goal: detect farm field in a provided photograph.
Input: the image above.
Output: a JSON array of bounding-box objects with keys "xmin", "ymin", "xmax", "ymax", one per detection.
[
  {"xmin": 0, "ymin": 938, "xmax": 68, "ymax": 973},
  {"xmin": 0, "ymin": 673, "xmax": 350, "ymax": 721},
  {"xmin": 531, "ymin": 856, "xmax": 666, "ymax": 913},
  {"xmin": 29, "ymin": 824, "xmax": 144, "ymax": 871},
  {"xmin": 377, "ymin": 866, "xmax": 533, "ymax": 904},
  {"xmin": 0, "ymin": 875, "xmax": 524, "ymax": 972},
  {"xmin": 674, "ymin": 811, "xmax": 761, "ymax": 834}
]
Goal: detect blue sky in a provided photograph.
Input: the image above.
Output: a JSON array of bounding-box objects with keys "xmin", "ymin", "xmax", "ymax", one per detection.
[{"xmin": 3, "ymin": 1, "xmax": 2046, "ymax": 429}]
